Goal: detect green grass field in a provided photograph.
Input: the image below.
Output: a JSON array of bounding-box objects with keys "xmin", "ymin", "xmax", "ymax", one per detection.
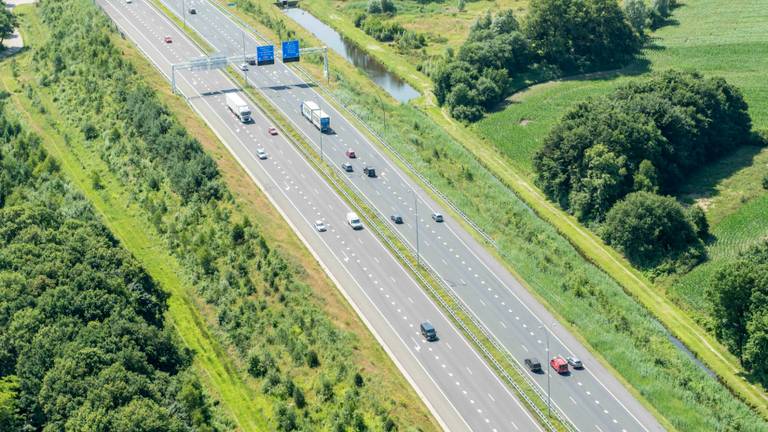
[
  {"xmin": 475, "ymin": 0, "xmax": 768, "ymax": 175},
  {"xmin": 475, "ymin": 0, "xmax": 768, "ymax": 328}
]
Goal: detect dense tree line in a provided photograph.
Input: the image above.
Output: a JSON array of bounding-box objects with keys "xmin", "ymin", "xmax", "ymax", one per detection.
[
  {"xmin": 433, "ymin": 0, "xmax": 641, "ymax": 121},
  {"xmin": 533, "ymin": 70, "xmax": 759, "ymax": 270},
  {"xmin": 0, "ymin": 96, "xmax": 221, "ymax": 431},
  {"xmin": 32, "ymin": 0, "xmax": 404, "ymax": 429},
  {"xmin": 534, "ymin": 71, "xmax": 754, "ymax": 222},
  {"xmin": 708, "ymin": 241, "xmax": 768, "ymax": 384}
]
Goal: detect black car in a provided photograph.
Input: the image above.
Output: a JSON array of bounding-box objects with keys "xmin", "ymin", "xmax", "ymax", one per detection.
[
  {"xmin": 189, "ymin": 7, "xmax": 197, "ymax": 14},
  {"xmin": 391, "ymin": 214, "xmax": 403, "ymax": 224},
  {"xmin": 420, "ymin": 321, "xmax": 437, "ymax": 342},
  {"xmin": 525, "ymin": 358, "xmax": 542, "ymax": 372},
  {"xmin": 363, "ymin": 166, "xmax": 376, "ymax": 178},
  {"xmin": 342, "ymin": 162, "xmax": 353, "ymax": 172}
]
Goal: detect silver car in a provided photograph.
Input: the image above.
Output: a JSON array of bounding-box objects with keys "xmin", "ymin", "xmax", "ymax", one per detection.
[
  {"xmin": 566, "ymin": 356, "xmax": 583, "ymax": 369},
  {"xmin": 314, "ymin": 220, "xmax": 327, "ymax": 232},
  {"xmin": 256, "ymin": 148, "xmax": 268, "ymax": 160}
]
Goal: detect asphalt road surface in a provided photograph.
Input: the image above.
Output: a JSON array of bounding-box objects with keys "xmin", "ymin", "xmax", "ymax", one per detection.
[
  {"xmin": 143, "ymin": 1, "xmax": 667, "ymax": 431},
  {"xmin": 99, "ymin": 1, "xmax": 546, "ymax": 431}
]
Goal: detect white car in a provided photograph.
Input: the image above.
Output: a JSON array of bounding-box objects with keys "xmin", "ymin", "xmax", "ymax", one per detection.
[
  {"xmin": 256, "ymin": 148, "xmax": 267, "ymax": 160},
  {"xmin": 239, "ymin": 63, "xmax": 249, "ymax": 71},
  {"xmin": 346, "ymin": 212, "xmax": 363, "ymax": 230},
  {"xmin": 314, "ymin": 220, "xmax": 327, "ymax": 232}
]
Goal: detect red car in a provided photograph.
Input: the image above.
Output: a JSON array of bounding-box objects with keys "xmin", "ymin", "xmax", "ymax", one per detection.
[
  {"xmin": 163, "ymin": 36, "xmax": 173, "ymax": 44},
  {"xmin": 550, "ymin": 356, "xmax": 569, "ymax": 374},
  {"xmin": 268, "ymin": 127, "xmax": 278, "ymax": 136},
  {"xmin": 345, "ymin": 149, "xmax": 356, "ymax": 158}
]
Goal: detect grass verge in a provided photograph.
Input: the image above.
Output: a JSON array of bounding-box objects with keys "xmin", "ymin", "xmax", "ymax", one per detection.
[
  {"xmin": 272, "ymin": 0, "xmax": 768, "ymax": 419},
  {"xmin": 1, "ymin": 8, "xmax": 270, "ymax": 430},
  {"xmin": 8, "ymin": 4, "xmax": 440, "ymax": 431}
]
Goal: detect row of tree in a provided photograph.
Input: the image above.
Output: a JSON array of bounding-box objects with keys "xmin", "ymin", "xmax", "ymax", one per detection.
[
  {"xmin": 533, "ymin": 70, "xmax": 760, "ymax": 270},
  {"xmin": 33, "ymin": 0, "xmax": 404, "ymax": 429},
  {"xmin": 0, "ymin": 95, "xmax": 221, "ymax": 431},
  {"xmin": 709, "ymin": 241, "xmax": 768, "ymax": 384},
  {"xmin": 433, "ymin": 0, "xmax": 655, "ymax": 121}
]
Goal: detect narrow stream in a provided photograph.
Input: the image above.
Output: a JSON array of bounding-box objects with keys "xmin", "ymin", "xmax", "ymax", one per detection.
[{"xmin": 283, "ymin": 8, "xmax": 420, "ymax": 103}]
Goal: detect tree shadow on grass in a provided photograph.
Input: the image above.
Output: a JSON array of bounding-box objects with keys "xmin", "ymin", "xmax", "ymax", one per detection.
[
  {"xmin": 676, "ymin": 145, "xmax": 766, "ymax": 206},
  {"xmin": 489, "ymin": 57, "xmax": 653, "ymax": 114}
]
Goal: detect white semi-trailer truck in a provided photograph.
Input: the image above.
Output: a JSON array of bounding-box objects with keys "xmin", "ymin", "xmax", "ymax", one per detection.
[
  {"xmin": 301, "ymin": 100, "xmax": 330, "ymax": 132},
  {"xmin": 226, "ymin": 93, "xmax": 252, "ymax": 123}
]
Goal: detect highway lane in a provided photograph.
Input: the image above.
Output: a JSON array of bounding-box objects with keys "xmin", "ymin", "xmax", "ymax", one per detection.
[
  {"xmin": 100, "ymin": 1, "xmax": 544, "ymax": 431},
  {"xmin": 155, "ymin": 1, "xmax": 667, "ymax": 431}
]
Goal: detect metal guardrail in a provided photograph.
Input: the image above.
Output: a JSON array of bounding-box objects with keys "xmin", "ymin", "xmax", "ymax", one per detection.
[
  {"xmin": 134, "ymin": 1, "xmax": 575, "ymax": 430},
  {"xmin": 236, "ymin": 70, "xmax": 576, "ymax": 432},
  {"xmin": 206, "ymin": 0, "xmax": 499, "ymax": 248}
]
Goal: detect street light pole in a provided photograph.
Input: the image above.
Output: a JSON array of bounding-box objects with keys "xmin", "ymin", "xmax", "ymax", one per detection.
[
  {"xmin": 540, "ymin": 324, "xmax": 551, "ymax": 418},
  {"xmin": 182, "ymin": 0, "xmax": 187, "ymax": 27},
  {"xmin": 318, "ymin": 101, "xmax": 324, "ymax": 162},
  {"xmin": 413, "ymin": 190, "xmax": 419, "ymax": 266}
]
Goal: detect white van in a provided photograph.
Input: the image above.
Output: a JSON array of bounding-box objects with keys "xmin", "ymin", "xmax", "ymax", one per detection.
[{"xmin": 346, "ymin": 212, "xmax": 363, "ymax": 230}]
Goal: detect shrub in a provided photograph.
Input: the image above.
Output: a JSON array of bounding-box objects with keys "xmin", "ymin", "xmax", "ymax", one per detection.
[
  {"xmin": 708, "ymin": 240, "xmax": 768, "ymax": 384},
  {"xmin": 602, "ymin": 192, "xmax": 704, "ymax": 269},
  {"xmin": 524, "ymin": 0, "xmax": 640, "ymax": 73},
  {"xmin": 762, "ymin": 173, "xmax": 768, "ymax": 190}
]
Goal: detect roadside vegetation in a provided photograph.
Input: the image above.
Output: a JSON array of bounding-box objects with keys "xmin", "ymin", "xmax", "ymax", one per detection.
[
  {"xmin": 11, "ymin": 1, "xmax": 439, "ymax": 431},
  {"xmin": 0, "ymin": 94, "xmax": 223, "ymax": 431},
  {"xmin": 533, "ymin": 70, "xmax": 762, "ymax": 273},
  {"xmin": 433, "ymin": 0, "xmax": 645, "ymax": 121},
  {"xmin": 216, "ymin": 1, "xmax": 768, "ymax": 430}
]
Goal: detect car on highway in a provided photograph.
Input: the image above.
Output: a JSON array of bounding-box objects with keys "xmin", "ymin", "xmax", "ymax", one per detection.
[
  {"xmin": 163, "ymin": 36, "xmax": 173, "ymax": 43},
  {"xmin": 525, "ymin": 358, "xmax": 542, "ymax": 373},
  {"xmin": 247, "ymin": 58, "xmax": 256, "ymax": 66},
  {"xmin": 341, "ymin": 162, "xmax": 353, "ymax": 172},
  {"xmin": 346, "ymin": 212, "xmax": 363, "ymax": 230},
  {"xmin": 268, "ymin": 127, "xmax": 278, "ymax": 136},
  {"xmin": 239, "ymin": 63, "xmax": 249, "ymax": 71},
  {"xmin": 420, "ymin": 321, "xmax": 438, "ymax": 341},
  {"xmin": 126, "ymin": 0, "xmax": 133, "ymax": 3},
  {"xmin": 256, "ymin": 148, "xmax": 267, "ymax": 160},
  {"xmin": 345, "ymin": 149, "xmax": 356, "ymax": 158},
  {"xmin": 363, "ymin": 166, "xmax": 376, "ymax": 178},
  {"xmin": 431, "ymin": 212, "xmax": 444, "ymax": 223},
  {"xmin": 550, "ymin": 356, "xmax": 569, "ymax": 374},
  {"xmin": 390, "ymin": 214, "xmax": 403, "ymax": 224},
  {"xmin": 314, "ymin": 220, "xmax": 327, "ymax": 232},
  {"xmin": 566, "ymin": 356, "xmax": 583, "ymax": 369},
  {"xmin": 189, "ymin": 7, "xmax": 197, "ymax": 14}
]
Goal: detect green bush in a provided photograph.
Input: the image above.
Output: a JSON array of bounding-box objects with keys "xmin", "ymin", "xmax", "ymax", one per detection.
[
  {"xmin": 708, "ymin": 240, "xmax": 768, "ymax": 384},
  {"xmin": 602, "ymin": 192, "xmax": 704, "ymax": 270}
]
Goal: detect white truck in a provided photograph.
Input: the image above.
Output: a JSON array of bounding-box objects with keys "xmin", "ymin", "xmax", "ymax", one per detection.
[
  {"xmin": 226, "ymin": 93, "xmax": 252, "ymax": 123},
  {"xmin": 301, "ymin": 100, "xmax": 330, "ymax": 132}
]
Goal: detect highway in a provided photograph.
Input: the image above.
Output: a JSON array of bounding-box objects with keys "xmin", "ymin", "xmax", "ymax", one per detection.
[
  {"xmin": 146, "ymin": 1, "xmax": 668, "ymax": 431},
  {"xmin": 99, "ymin": 1, "xmax": 544, "ymax": 431}
]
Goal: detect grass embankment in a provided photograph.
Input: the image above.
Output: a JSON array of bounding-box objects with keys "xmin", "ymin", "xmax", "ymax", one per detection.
[
  {"xmin": 219, "ymin": 0, "xmax": 768, "ymax": 429},
  {"xmin": 472, "ymin": 0, "xmax": 768, "ymax": 405},
  {"xmin": 4, "ymin": 6, "xmax": 267, "ymax": 430},
  {"xmin": 8, "ymin": 3, "xmax": 440, "ymax": 431}
]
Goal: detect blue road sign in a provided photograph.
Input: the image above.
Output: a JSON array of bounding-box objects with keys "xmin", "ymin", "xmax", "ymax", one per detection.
[
  {"xmin": 282, "ymin": 40, "xmax": 300, "ymax": 63},
  {"xmin": 257, "ymin": 45, "xmax": 275, "ymax": 66}
]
